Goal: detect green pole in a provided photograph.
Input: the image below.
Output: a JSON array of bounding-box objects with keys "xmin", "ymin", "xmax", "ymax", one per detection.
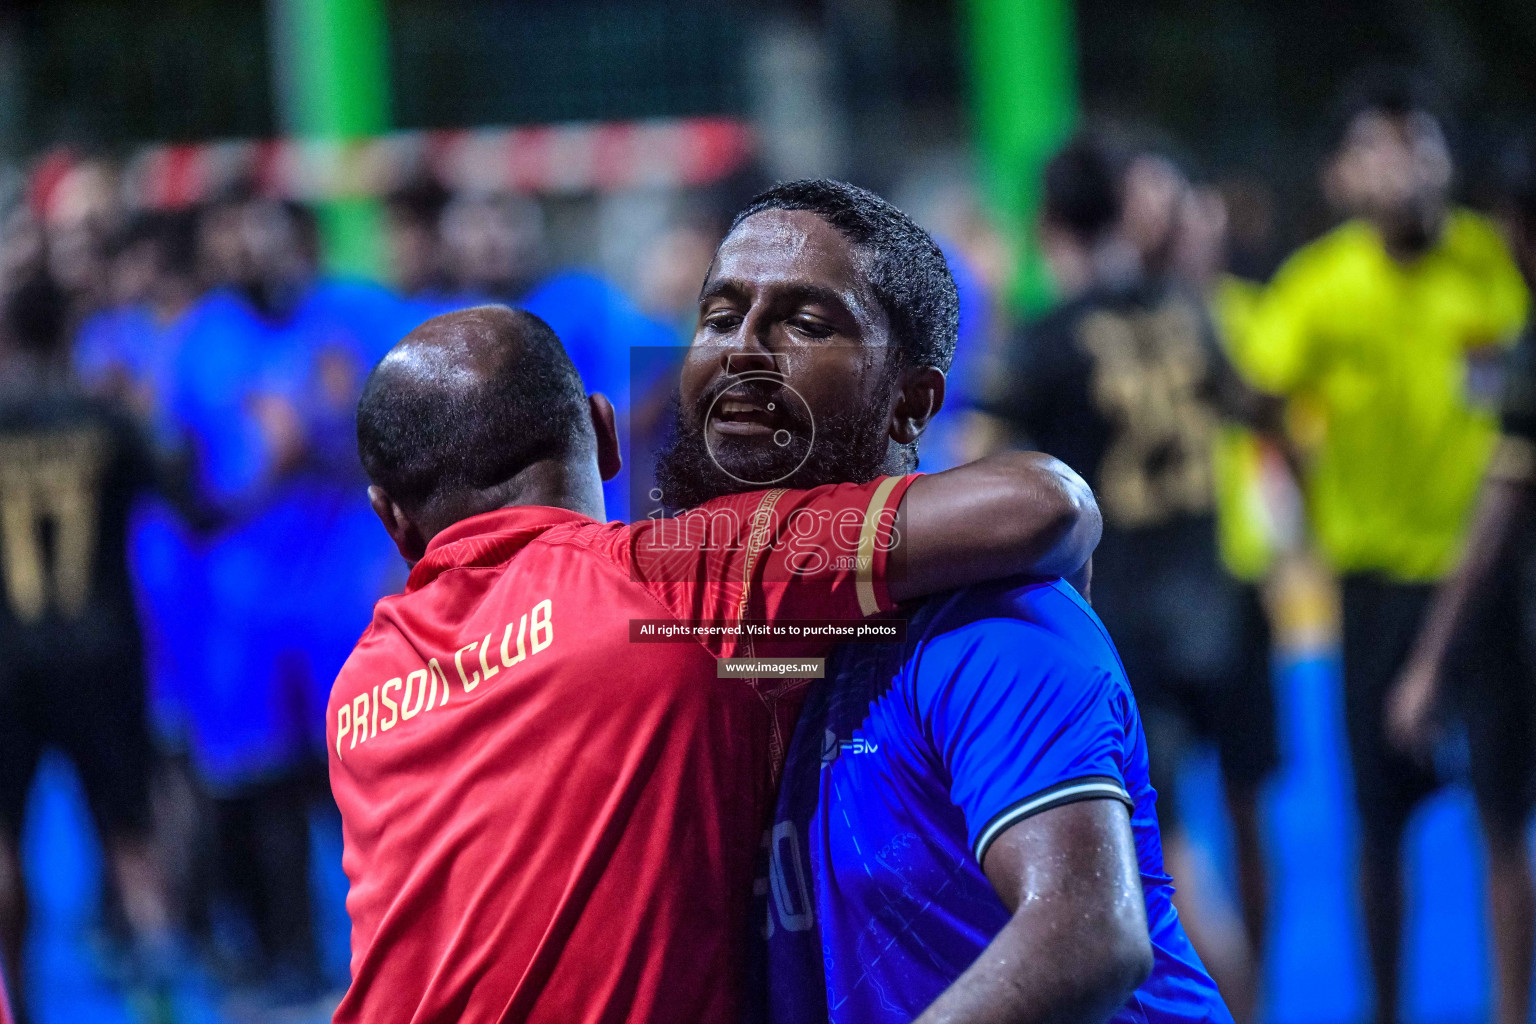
[
  {"xmin": 963, "ymin": 0, "xmax": 1077, "ymax": 312},
  {"xmin": 268, "ymin": 0, "xmax": 391, "ymax": 279}
]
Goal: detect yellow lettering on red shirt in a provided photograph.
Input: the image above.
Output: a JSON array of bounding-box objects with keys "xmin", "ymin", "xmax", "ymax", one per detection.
[
  {"xmin": 455, "ymin": 643, "xmax": 481, "ymax": 692},
  {"xmin": 501, "ymin": 615, "xmax": 527, "ymax": 667},
  {"xmin": 478, "ymin": 632, "xmax": 500, "ymax": 683},
  {"xmin": 350, "ymin": 692, "xmax": 370, "ymax": 748},
  {"xmin": 531, "ymin": 599, "xmax": 553, "ymax": 654},
  {"xmin": 402, "ymin": 669, "xmax": 428, "ymax": 720},
  {"xmin": 336, "ymin": 704, "xmax": 350, "ymax": 758},
  {"xmin": 336, "ymin": 601, "xmax": 555, "ymax": 760},
  {"xmin": 380, "ymin": 678, "xmax": 401, "ymax": 730}
]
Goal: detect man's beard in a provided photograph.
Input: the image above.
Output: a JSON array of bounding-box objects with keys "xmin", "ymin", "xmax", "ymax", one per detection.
[{"xmin": 654, "ymin": 372, "xmax": 904, "ymax": 512}]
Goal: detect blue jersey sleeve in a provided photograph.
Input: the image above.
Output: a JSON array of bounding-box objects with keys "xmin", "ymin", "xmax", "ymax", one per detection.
[{"xmin": 910, "ymin": 619, "xmax": 1136, "ymax": 864}]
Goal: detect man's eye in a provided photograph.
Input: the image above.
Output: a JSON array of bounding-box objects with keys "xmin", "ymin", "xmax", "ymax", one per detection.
[
  {"xmin": 704, "ymin": 312, "xmax": 742, "ymax": 332},
  {"xmin": 789, "ymin": 317, "xmax": 833, "ymax": 339}
]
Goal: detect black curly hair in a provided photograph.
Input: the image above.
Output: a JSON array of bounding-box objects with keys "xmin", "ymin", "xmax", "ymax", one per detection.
[{"xmin": 726, "ymin": 179, "xmax": 959, "ymax": 373}]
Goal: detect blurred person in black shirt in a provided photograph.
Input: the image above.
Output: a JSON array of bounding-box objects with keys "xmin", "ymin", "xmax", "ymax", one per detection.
[
  {"xmin": 0, "ymin": 273, "xmax": 172, "ymax": 1020},
  {"xmin": 1388, "ymin": 135, "xmax": 1536, "ymax": 1024},
  {"xmin": 984, "ymin": 132, "xmax": 1280, "ymax": 1022}
]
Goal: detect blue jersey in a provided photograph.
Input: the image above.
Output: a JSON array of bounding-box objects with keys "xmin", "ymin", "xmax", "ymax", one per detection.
[
  {"xmin": 167, "ymin": 282, "xmax": 403, "ymax": 789},
  {"xmin": 762, "ymin": 579, "xmax": 1230, "ymax": 1024},
  {"xmin": 74, "ymin": 303, "xmax": 195, "ymax": 448},
  {"xmin": 73, "ymin": 303, "xmax": 202, "ymax": 743}
]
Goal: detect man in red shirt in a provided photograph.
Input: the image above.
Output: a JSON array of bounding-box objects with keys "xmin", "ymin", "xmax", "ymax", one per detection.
[{"xmin": 329, "ymin": 305, "xmax": 1097, "ymax": 1023}]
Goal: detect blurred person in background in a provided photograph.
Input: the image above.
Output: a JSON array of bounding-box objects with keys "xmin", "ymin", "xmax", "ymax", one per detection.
[
  {"xmin": 71, "ymin": 209, "xmax": 214, "ymax": 946},
  {"xmin": 626, "ymin": 212, "xmax": 723, "ymax": 506},
  {"xmin": 897, "ymin": 182, "xmax": 1012, "ymax": 474},
  {"xmin": 381, "ymin": 178, "xmax": 459, "ymax": 342},
  {"xmin": 39, "ymin": 158, "xmax": 121, "ymax": 331},
  {"xmin": 442, "ymin": 188, "xmax": 676, "ymax": 519},
  {"xmin": 0, "ymin": 272, "xmax": 176, "ymax": 1022},
  {"xmin": 193, "ymin": 192, "xmax": 245, "ymax": 294},
  {"xmin": 1386, "ymin": 132, "xmax": 1536, "ymax": 1024},
  {"xmin": 1167, "ymin": 161, "xmax": 1304, "ymax": 1024},
  {"xmin": 167, "ymin": 191, "xmax": 396, "ymax": 1004},
  {"xmin": 439, "ymin": 190, "xmax": 544, "ymax": 304},
  {"xmin": 633, "ymin": 213, "xmax": 721, "ymax": 339},
  {"xmin": 73, "ymin": 211, "xmax": 202, "ymax": 444},
  {"xmin": 983, "ymin": 131, "xmax": 1282, "ymax": 1021},
  {"xmin": 382, "ymin": 179, "xmax": 453, "ymax": 304},
  {"xmin": 1243, "ymin": 75, "xmax": 1528, "ymax": 1024}
]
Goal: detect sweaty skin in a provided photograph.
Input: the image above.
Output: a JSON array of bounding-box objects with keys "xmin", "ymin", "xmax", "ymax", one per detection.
[{"xmin": 913, "ymin": 801, "xmax": 1153, "ymax": 1024}]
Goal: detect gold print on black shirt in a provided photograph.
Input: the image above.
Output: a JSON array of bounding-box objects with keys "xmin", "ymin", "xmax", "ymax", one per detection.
[
  {"xmin": 0, "ymin": 428, "xmax": 107, "ymax": 622},
  {"xmin": 1077, "ymin": 302, "xmax": 1216, "ymax": 529}
]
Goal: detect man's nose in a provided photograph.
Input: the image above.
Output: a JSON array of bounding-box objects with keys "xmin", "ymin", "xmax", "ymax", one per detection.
[{"xmin": 717, "ymin": 314, "xmax": 783, "ymax": 378}]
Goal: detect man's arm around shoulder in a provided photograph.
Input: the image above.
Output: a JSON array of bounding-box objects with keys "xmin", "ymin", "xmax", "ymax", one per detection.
[{"xmin": 891, "ymin": 452, "xmax": 1100, "ymax": 602}]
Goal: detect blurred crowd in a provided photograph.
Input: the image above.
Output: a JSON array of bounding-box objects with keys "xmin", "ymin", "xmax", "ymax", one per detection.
[
  {"xmin": 976, "ymin": 73, "xmax": 1535, "ymax": 1024},
  {"xmin": 1, "ymin": 67, "xmax": 1535, "ymax": 1024},
  {"xmin": 0, "ymin": 167, "xmax": 699, "ymax": 1019}
]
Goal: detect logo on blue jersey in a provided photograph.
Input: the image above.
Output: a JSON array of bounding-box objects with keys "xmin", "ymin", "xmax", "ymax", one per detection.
[{"xmin": 821, "ymin": 728, "xmax": 879, "ymax": 763}]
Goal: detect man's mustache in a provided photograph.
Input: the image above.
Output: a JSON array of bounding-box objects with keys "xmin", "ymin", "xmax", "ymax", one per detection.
[{"xmin": 692, "ymin": 370, "xmax": 812, "ymax": 431}]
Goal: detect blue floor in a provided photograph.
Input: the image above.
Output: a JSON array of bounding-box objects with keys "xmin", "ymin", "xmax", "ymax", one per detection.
[
  {"xmin": 17, "ymin": 759, "xmax": 352, "ymax": 1024},
  {"xmin": 13, "ymin": 653, "xmax": 1507, "ymax": 1023},
  {"xmin": 1183, "ymin": 653, "xmax": 1493, "ymax": 1024}
]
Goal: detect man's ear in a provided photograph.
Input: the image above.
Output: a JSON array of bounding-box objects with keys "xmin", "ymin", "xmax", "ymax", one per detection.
[
  {"xmin": 589, "ymin": 393, "xmax": 623, "ymax": 482},
  {"xmin": 369, "ymin": 485, "xmax": 429, "ymax": 564},
  {"xmin": 889, "ymin": 366, "xmax": 946, "ymax": 446}
]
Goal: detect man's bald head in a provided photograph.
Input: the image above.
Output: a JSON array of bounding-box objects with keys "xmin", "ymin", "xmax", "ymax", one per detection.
[{"xmin": 357, "ymin": 305, "xmax": 593, "ymax": 528}]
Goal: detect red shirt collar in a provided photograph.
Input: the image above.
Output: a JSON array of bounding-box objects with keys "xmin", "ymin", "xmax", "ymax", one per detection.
[{"xmin": 406, "ymin": 505, "xmax": 597, "ymax": 592}]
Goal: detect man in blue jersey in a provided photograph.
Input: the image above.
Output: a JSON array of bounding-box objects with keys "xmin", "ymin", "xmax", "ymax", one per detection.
[
  {"xmin": 168, "ymin": 193, "xmax": 400, "ymax": 997},
  {"xmin": 655, "ymin": 179, "xmax": 1228, "ymax": 1024}
]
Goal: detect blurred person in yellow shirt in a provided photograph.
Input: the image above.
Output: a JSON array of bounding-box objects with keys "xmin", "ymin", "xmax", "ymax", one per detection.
[{"xmin": 1244, "ymin": 75, "xmax": 1529, "ymax": 1024}]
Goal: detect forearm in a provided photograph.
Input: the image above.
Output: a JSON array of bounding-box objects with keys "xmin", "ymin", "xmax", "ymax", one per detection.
[
  {"xmin": 912, "ymin": 909, "xmax": 1149, "ymax": 1024},
  {"xmin": 890, "ymin": 452, "xmax": 1101, "ymax": 603},
  {"xmin": 915, "ymin": 801, "xmax": 1152, "ymax": 1024},
  {"xmin": 1409, "ymin": 478, "xmax": 1531, "ymax": 675}
]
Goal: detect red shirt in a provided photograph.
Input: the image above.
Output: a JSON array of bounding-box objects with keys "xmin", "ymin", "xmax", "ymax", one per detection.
[{"xmin": 329, "ymin": 477, "xmax": 913, "ymax": 1024}]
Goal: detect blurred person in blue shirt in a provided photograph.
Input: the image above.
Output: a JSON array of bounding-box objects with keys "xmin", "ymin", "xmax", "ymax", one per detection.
[
  {"xmin": 440, "ymin": 190, "xmax": 676, "ymax": 519},
  {"xmin": 73, "ymin": 212, "xmax": 208, "ymax": 749},
  {"xmin": 167, "ymin": 192, "xmax": 397, "ymax": 996},
  {"xmin": 911, "ymin": 241, "xmax": 996, "ymax": 473},
  {"xmin": 652, "ymin": 178, "xmax": 1227, "ymax": 1024},
  {"xmin": 74, "ymin": 211, "xmax": 202, "ymax": 440}
]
